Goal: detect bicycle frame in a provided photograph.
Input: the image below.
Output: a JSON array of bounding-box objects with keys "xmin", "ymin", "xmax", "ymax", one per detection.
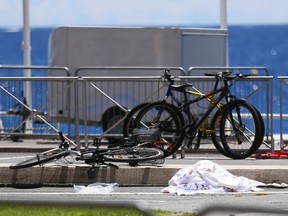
[
  {"xmin": 162, "ymin": 76, "xmax": 231, "ymax": 135},
  {"xmin": 183, "ymin": 84, "xmax": 229, "ymax": 129}
]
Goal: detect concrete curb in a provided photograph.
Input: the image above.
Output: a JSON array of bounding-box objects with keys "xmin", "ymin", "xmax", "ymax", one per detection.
[
  {"xmin": 0, "ymin": 141, "xmax": 285, "ymax": 187},
  {"xmin": 1, "ymin": 164, "xmax": 288, "ymax": 186}
]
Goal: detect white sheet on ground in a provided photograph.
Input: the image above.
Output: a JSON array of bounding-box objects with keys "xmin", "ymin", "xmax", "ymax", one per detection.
[{"xmin": 161, "ymin": 160, "xmax": 265, "ymax": 195}]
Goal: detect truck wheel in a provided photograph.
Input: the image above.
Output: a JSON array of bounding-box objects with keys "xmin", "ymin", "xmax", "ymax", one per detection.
[{"xmin": 101, "ymin": 106, "xmax": 125, "ymax": 143}]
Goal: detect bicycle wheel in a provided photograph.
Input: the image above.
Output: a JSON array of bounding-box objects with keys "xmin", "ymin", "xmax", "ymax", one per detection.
[
  {"xmin": 123, "ymin": 102, "xmax": 150, "ymax": 139},
  {"xmin": 133, "ymin": 101, "xmax": 185, "ymax": 157},
  {"xmin": 9, "ymin": 148, "xmax": 69, "ymax": 169},
  {"xmin": 104, "ymin": 147, "xmax": 164, "ymax": 162},
  {"xmin": 252, "ymin": 104, "xmax": 265, "ymax": 142},
  {"xmin": 211, "ymin": 103, "xmax": 265, "ymax": 158},
  {"xmin": 219, "ymin": 100, "xmax": 263, "ymax": 159}
]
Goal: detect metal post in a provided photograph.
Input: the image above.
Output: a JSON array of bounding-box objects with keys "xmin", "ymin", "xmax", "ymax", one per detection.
[
  {"xmin": 220, "ymin": 0, "xmax": 228, "ymax": 67},
  {"xmin": 22, "ymin": 0, "xmax": 32, "ymax": 133},
  {"xmin": 271, "ymin": 79, "xmax": 275, "ymax": 152},
  {"xmin": 280, "ymin": 78, "xmax": 283, "ymax": 148},
  {"xmin": 74, "ymin": 79, "xmax": 80, "ymax": 150},
  {"xmin": 220, "ymin": 0, "xmax": 227, "ymax": 29}
]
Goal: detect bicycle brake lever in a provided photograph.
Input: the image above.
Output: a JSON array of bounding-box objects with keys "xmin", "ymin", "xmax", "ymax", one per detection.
[{"xmin": 162, "ymin": 70, "xmax": 174, "ymax": 85}]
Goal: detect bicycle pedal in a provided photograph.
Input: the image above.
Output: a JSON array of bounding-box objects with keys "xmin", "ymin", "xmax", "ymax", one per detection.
[
  {"xmin": 77, "ymin": 152, "xmax": 94, "ymax": 161},
  {"xmin": 140, "ymin": 158, "xmax": 165, "ymax": 165},
  {"xmin": 151, "ymin": 158, "xmax": 165, "ymax": 164},
  {"xmin": 186, "ymin": 139, "xmax": 194, "ymax": 149},
  {"xmin": 181, "ymin": 145, "xmax": 191, "ymax": 150}
]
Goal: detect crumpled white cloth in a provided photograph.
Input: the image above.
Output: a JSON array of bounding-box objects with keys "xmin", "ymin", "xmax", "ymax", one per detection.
[{"xmin": 161, "ymin": 160, "xmax": 265, "ymax": 195}]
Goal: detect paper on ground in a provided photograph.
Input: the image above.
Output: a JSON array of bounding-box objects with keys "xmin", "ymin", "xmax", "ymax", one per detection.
[{"xmin": 74, "ymin": 182, "xmax": 118, "ymax": 194}]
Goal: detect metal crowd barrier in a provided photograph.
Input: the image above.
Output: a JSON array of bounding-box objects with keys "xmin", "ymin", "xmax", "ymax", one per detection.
[
  {"xmin": 0, "ymin": 65, "xmax": 76, "ymax": 143},
  {"xmin": 0, "ymin": 76, "xmax": 78, "ymax": 141},
  {"xmin": 78, "ymin": 76, "xmax": 168, "ymax": 147},
  {"xmin": 75, "ymin": 66, "xmax": 185, "ymax": 146},
  {"xmin": 0, "ymin": 65, "xmax": 284, "ymax": 155}
]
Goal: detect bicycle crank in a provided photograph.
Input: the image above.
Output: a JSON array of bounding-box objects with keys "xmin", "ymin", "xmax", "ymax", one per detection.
[{"xmin": 183, "ymin": 124, "xmax": 197, "ymax": 140}]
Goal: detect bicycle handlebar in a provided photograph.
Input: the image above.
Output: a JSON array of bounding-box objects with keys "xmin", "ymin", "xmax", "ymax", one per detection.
[
  {"xmin": 161, "ymin": 70, "xmax": 250, "ymax": 88},
  {"xmin": 162, "ymin": 70, "xmax": 175, "ymax": 85},
  {"xmin": 204, "ymin": 72, "xmax": 250, "ymax": 81}
]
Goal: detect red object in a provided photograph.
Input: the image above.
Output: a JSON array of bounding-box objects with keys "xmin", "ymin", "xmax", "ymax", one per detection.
[{"xmin": 251, "ymin": 151, "xmax": 288, "ymax": 159}]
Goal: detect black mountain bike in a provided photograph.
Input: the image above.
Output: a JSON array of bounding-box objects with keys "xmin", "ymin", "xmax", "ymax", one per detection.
[{"xmin": 129, "ymin": 70, "xmax": 264, "ymax": 159}]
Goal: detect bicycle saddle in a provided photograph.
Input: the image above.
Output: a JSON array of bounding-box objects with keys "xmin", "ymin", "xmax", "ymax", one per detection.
[{"xmin": 170, "ymin": 83, "xmax": 192, "ymax": 92}]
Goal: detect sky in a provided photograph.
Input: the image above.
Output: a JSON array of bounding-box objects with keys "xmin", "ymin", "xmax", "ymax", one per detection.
[{"xmin": 1, "ymin": 0, "xmax": 288, "ymax": 28}]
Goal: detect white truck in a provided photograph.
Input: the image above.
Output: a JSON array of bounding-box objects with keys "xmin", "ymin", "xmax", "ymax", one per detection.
[{"xmin": 48, "ymin": 26, "xmax": 227, "ymax": 140}]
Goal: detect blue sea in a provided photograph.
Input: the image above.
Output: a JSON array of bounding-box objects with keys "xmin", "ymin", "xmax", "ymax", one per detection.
[{"xmin": 0, "ymin": 25, "xmax": 287, "ymax": 134}]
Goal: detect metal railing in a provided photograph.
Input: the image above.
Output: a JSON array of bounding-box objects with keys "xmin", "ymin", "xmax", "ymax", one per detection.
[
  {"xmin": 0, "ymin": 76, "xmax": 78, "ymax": 140},
  {"xmin": 75, "ymin": 67, "xmax": 185, "ymax": 146},
  {"xmin": 0, "ymin": 65, "xmax": 75, "ymax": 141},
  {"xmin": 75, "ymin": 66, "xmax": 185, "ymax": 77},
  {"xmin": 0, "ymin": 65, "xmax": 285, "ymax": 154}
]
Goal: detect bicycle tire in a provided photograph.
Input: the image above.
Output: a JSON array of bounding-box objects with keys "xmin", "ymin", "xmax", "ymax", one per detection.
[
  {"xmin": 132, "ymin": 101, "xmax": 185, "ymax": 157},
  {"xmin": 104, "ymin": 147, "xmax": 164, "ymax": 162},
  {"xmin": 9, "ymin": 148, "xmax": 69, "ymax": 169},
  {"xmin": 210, "ymin": 102, "xmax": 265, "ymax": 158},
  {"xmin": 252, "ymin": 104, "xmax": 265, "ymax": 142},
  {"xmin": 219, "ymin": 100, "xmax": 263, "ymax": 159},
  {"xmin": 123, "ymin": 102, "xmax": 150, "ymax": 139}
]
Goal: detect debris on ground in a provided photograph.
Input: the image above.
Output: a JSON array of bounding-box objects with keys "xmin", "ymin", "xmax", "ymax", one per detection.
[
  {"xmin": 74, "ymin": 182, "xmax": 118, "ymax": 194},
  {"xmin": 161, "ymin": 160, "xmax": 265, "ymax": 195}
]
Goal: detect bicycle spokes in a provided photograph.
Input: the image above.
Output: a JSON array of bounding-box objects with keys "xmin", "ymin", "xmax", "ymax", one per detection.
[{"xmin": 220, "ymin": 101, "xmax": 263, "ymax": 159}]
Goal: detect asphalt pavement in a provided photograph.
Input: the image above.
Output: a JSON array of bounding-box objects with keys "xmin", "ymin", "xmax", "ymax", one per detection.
[{"xmin": 2, "ymin": 186, "xmax": 288, "ymax": 214}]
